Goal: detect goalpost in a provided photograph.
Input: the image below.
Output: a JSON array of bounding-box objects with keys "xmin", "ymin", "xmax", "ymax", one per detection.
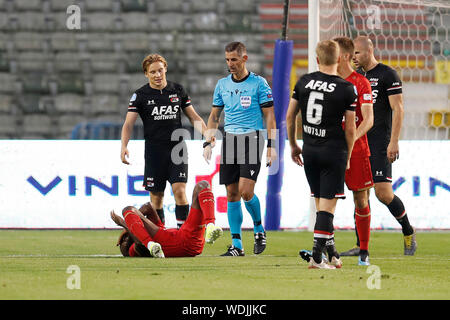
[{"xmin": 307, "ymin": 0, "xmax": 449, "ymax": 230}]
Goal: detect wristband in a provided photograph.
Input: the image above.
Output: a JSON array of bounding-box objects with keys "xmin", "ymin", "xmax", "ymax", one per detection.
[
  {"xmin": 203, "ymin": 141, "xmax": 211, "ymax": 148},
  {"xmin": 267, "ymin": 139, "xmax": 275, "ymax": 148}
]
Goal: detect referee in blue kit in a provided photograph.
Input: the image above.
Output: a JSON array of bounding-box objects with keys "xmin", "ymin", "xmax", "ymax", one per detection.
[{"xmin": 203, "ymin": 42, "xmax": 277, "ymax": 256}]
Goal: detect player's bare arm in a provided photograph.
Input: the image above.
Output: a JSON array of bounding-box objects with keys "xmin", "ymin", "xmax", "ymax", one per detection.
[
  {"xmin": 183, "ymin": 105, "xmax": 208, "ymax": 138},
  {"xmin": 344, "ymin": 110, "xmax": 356, "ymax": 169},
  {"xmin": 355, "ymin": 103, "xmax": 374, "ymax": 141},
  {"xmin": 120, "ymin": 112, "xmax": 139, "ymax": 165},
  {"xmin": 286, "ymin": 97, "xmax": 303, "ymax": 166},
  {"xmin": 261, "ymin": 106, "xmax": 277, "ymax": 167},
  {"xmin": 203, "ymin": 107, "xmax": 223, "ymax": 163},
  {"xmin": 387, "ymin": 93, "xmax": 404, "ymax": 163}
]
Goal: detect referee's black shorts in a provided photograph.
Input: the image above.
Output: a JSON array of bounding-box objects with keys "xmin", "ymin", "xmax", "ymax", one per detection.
[
  {"xmin": 303, "ymin": 144, "xmax": 347, "ymax": 199},
  {"xmin": 143, "ymin": 140, "xmax": 188, "ymax": 192},
  {"xmin": 219, "ymin": 131, "xmax": 265, "ymax": 185}
]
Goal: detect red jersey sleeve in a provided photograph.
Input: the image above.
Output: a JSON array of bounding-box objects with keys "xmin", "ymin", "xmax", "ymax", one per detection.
[{"xmin": 357, "ymin": 76, "xmax": 373, "ymax": 106}]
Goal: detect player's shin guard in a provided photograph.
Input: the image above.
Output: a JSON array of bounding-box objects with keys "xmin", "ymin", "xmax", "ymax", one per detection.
[
  {"xmin": 313, "ymin": 211, "xmax": 335, "ymax": 263},
  {"xmin": 387, "ymin": 195, "xmax": 414, "ymax": 236},
  {"xmin": 244, "ymin": 194, "xmax": 265, "ymax": 234},
  {"xmin": 355, "ymin": 205, "xmax": 371, "ymax": 251},
  {"xmin": 227, "ymin": 201, "xmax": 243, "ymax": 249},
  {"xmin": 175, "ymin": 204, "xmax": 189, "ymax": 229},
  {"xmin": 198, "ymin": 188, "xmax": 215, "ymax": 225},
  {"xmin": 123, "ymin": 210, "xmax": 151, "ymax": 247}
]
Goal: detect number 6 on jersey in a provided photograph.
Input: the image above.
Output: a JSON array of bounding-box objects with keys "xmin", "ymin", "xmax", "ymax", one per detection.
[{"xmin": 306, "ymin": 91, "xmax": 324, "ymax": 125}]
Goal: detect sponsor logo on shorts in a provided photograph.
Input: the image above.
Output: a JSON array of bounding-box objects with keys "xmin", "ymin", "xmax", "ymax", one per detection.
[
  {"xmin": 375, "ymin": 171, "xmax": 383, "ymax": 176},
  {"xmin": 179, "ymin": 172, "xmax": 186, "ymax": 178},
  {"xmin": 250, "ymin": 170, "xmax": 255, "ymax": 176}
]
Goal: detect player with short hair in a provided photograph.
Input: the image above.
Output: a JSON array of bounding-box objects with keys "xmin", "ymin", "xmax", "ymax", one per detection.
[
  {"xmin": 111, "ymin": 180, "xmax": 223, "ymax": 258},
  {"xmin": 121, "ymin": 53, "xmax": 208, "ymax": 229},
  {"xmin": 340, "ymin": 36, "xmax": 417, "ymax": 256},
  {"xmin": 333, "ymin": 36, "xmax": 374, "ymax": 266},
  {"xmin": 203, "ymin": 41, "xmax": 277, "ymax": 256},
  {"xmin": 287, "ymin": 40, "xmax": 357, "ymax": 269}
]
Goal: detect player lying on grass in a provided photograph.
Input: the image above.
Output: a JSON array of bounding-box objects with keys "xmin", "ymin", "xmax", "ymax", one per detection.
[{"xmin": 110, "ymin": 181, "xmax": 223, "ymax": 258}]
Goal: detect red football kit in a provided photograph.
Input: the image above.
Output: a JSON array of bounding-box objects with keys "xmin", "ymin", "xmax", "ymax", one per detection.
[
  {"xmin": 344, "ymin": 71, "xmax": 374, "ymax": 191},
  {"xmin": 125, "ymin": 188, "xmax": 215, "ymax": 257}
]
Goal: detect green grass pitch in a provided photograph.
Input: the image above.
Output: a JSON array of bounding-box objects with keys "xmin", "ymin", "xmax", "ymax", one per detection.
[{"xmin": 0, "ymin": 229, "xmax": 448, "ymax": 300}]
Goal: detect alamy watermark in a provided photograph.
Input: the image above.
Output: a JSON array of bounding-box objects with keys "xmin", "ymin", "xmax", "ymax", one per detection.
[
  {"xmin": 66, "ymin": 265, "xmax": 81, "ymax": 290},
  {"xmin": 66, "ymin": 5, "xmax": 81, "ymax": 30},
  {"xmin": 366, "ymin": 265, "xmax": 381, "ymax": 290}
]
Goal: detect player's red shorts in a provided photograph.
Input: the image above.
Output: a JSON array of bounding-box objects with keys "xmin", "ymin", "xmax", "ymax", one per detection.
[
  {"xmin": 152, "ymin": 207, "xmax": 206, "ymax": 257},
  {"xmin": 345, "ymin": 156, "xmax": 374, "ymax": 191}
]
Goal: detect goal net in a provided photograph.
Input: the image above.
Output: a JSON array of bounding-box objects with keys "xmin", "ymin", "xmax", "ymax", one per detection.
[{"xmin": 314, "ymin": 0, "xmax": 450, "ymax": 140}]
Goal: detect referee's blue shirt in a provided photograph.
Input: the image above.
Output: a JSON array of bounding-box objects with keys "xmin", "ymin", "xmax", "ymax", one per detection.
[{"xmin": 212, "ymin": 72, "xmax": 274, "ymax": 134}]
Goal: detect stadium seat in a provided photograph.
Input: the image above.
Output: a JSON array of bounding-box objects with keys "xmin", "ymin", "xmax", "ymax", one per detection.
[
  {"xmin": 0, "ymin": 115, "xmax": 18, "ymax": 136},
  {"xmin": 118, "ymin": 32, "xmax": 151, "ymax": 52},
  {"xmin": 54, "ymin": 94, "xmax": 84, "ymax": 114},
  {"xmin": 91, "ymin": 94, "xmax": 120, "ymax": 116},
  {"xmin": 84, "ymin": 0, "xmax": 114, "ymax": 12},
  {"xmin": 0, "ymin": 94, "xmax": 12, "ymax": 114},
  {"xmin": 17, "ymin": 52, "xmax": 48, "ymax": 73},
  {"xmin": 49, "ymin": 0, "xmax": 81, "ymax": 11},
  {"xmin": 150, "ymin": 13, "xmax": 184, "ymax": 31},
  {"xmin": 93, "ymin": 74, "xmax": 121, "ymax": 93},
  {"xmin": 50, "ymin": 32, "xmax": 78, "ymax": 52},
  {"xmin": 57, "ymin": 74, "xmax": 85, "ymax": 94},
  {"xmin": 126, "ymin": 73, "xmax": 147, "ymax": 92},
  {"xmin": 154, "ymin": 0, "xmax": 183, "ymax": 12},
  {"xmin": 121, "ymin": 13, "xmax": 150, "ymax": 31},
  {"xmin": 13, "ymin": 32, "xmax": 44, "ymax": 51},
  {"xmin": 22, "ymin": 114, "xmax": 53, "ymax": 136},
  {"xmin": 18, "ymin": 94, "xmax": 48, "ymax": 114},
  {"xmin": 21, "ymin": 74, "xmax": 50, "ymax": 94},
  {"xmin": 16, "ymin": 12, "xmax": 47, "ymax": 31},
  {"xmin": 57, "ymin": 114, "xmax": 86, "ymax": 138},
  {"xmin": 191, "ymin": 0, "xmax": 217, "ymax": 12},
  {"xmin": 121, "ymin": 0, "xmax": 147, "ymax": 12},
  {"xmin": 82, "ymin": 33, "xmax": 115, "ymax": 52},
  {"xmin": 124, "ymin": 52, "xmax": 147, "ymax": 72},
  {"xmin": 0, "ymin": 73, "xmax": 15, "ymax": 93},
  {"xmin": 224, "ymin": 0, "xmax": 255, "ymax": 13},
  {"xmin": 54, "ymin": 53, "xmax": 82, "ymax": 73},
  {"xmin": 14, "ymin": 0, "xmax": 42, "ymax": 11},
  {"xmin": 0, "ymin": 52, "xmax": 10, "ymax": 72},
  {"xmin": 192, "ymin": 13, "xmax": 219, "ymax": 31},
  {"xmin": 83, "ymin": 13, "xmax": 119, "ymax": 31},
  {"xmin": 89, "ymin": 53, "xmax": 124, "ymax": 73}
]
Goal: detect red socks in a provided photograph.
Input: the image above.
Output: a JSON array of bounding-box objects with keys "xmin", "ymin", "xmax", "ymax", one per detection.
[
  {"xmin": 198, "ymin": 189, "xmax": 216, "ymax": 225},
  {"xmin": 123, "ymin": 210, "xmax": 151, "ymax": 247},
  {"xmin": 355, "ymin": 205, "xmax": 371, "ymax": 251}
]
